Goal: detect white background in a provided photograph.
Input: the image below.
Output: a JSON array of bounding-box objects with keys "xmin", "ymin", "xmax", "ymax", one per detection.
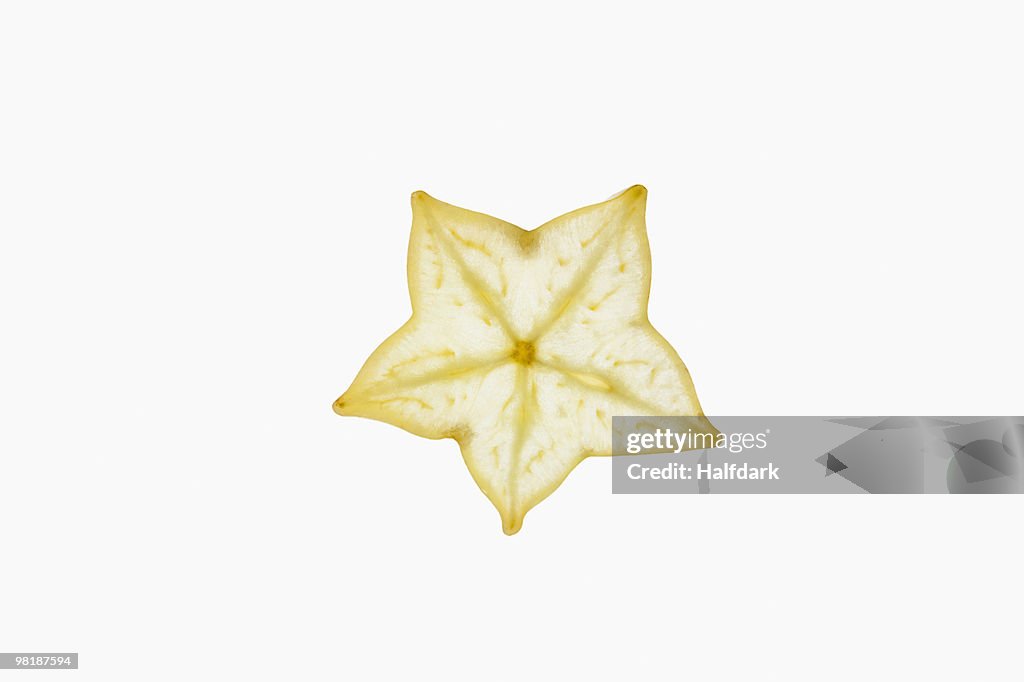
[{"xmin": 1, "ymin": 2, "xmax": 1022, "ymax": 680}]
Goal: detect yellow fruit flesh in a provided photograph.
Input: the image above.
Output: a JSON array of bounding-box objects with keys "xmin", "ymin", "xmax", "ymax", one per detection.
[{"xmin": 334, "ymin": 186, "xmax": 712, "ymax": 534}]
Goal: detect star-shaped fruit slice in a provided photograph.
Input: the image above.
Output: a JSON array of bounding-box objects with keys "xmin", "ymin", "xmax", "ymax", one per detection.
[{"xmin": 334, "ymin": 186, "xmax": 713, "ymax": 534}]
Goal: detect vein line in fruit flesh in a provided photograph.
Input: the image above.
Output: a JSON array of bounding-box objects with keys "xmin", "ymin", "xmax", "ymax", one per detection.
[
  {"xmin": 421, "ymin": 204, "xmax": 517, "ymax": 339},
  {"xmin": 527, "ymin": 203, "xmax": 639, "ymax": 340}
]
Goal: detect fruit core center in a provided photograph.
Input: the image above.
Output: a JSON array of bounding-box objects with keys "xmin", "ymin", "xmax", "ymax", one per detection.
[{"xmin": 511, "ymin": 340, "xmax": 536, "ymax": 365}]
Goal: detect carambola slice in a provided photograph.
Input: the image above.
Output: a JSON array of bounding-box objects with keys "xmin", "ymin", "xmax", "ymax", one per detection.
[{"xmin": 333, "ymin": 186, "xmax": 712, "ymax": 534}]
